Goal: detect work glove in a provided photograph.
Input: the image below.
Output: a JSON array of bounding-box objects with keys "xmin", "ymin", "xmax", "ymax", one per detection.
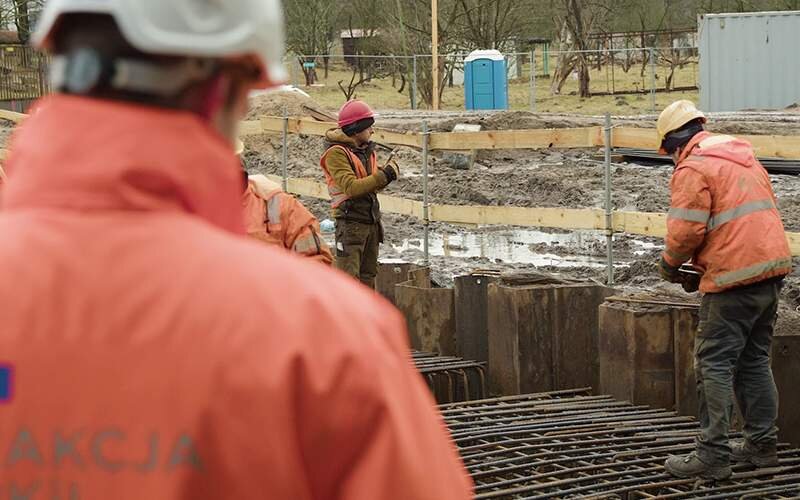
[
  {"xmin": 680, "ymin": 274, "xmax": 701, "ymax": 293},
  {"xmin": 658, "ymin": 256, "xmax": 680, "ymax": 283},
  {"xmin": 381, "ymin": 162, "xmax": 400, "ymax": 183}
]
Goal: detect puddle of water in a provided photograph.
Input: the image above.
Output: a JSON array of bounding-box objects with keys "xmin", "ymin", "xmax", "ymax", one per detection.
[{"xmin": 392, "ymin": 229, "xmax": 614, "ymax": 268}]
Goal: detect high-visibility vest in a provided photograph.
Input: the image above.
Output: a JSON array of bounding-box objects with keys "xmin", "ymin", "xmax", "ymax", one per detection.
[{"xmin": 319, "ymin": 144, "xmax": 377, "ymax": 208}]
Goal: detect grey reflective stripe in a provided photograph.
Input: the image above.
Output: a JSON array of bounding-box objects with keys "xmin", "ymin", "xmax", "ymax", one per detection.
[
  {"xmin": 707, "ymin": 199, "xmax": 777, "ymax": 232},
  {"xmin": 666, "ymin": 247, "xmax": 692, "ymax": 262},
  {"xmin": 293, "ymin": 233, "xmax": 319, "ymax": 254},
  {"xmin": 714, "ymin": 257, "xmax": 792, "ymax": 288},
  {"xmin": 267, "ymin": 197, "xmax": 282, "ymax": 224},
  {"xmin": 668, "ymin": 207, "xmax": 710, "ymax": 224}
]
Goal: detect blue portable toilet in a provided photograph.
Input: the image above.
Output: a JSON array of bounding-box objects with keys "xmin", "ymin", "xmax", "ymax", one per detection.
[{"xmin": 464, "ymin": 50, "xmax": 508, "ymax": 110}]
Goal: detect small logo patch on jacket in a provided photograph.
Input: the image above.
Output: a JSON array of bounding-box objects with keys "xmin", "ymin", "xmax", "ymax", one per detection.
[{"xmin": 0, "ymin": 364, "xmax": 12, "ymax": 403}]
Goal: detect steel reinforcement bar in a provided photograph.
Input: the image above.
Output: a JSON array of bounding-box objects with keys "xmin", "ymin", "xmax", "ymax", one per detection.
[{"xmin": 440, "ymin": 389, "xmax": 800, "ymax": 499}]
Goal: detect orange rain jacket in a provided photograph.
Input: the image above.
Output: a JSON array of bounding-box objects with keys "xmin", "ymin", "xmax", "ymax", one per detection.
[
  {"xmin": 242, "ymin": 174, "xmax": 333, "ymax": 265},
  {"xmin": 0, "ymin": 95, "xmax": 473, "ymax": 499},
  {"xmin": 664, "ymin": 131, "xmax": 792, "ymax": 293}
]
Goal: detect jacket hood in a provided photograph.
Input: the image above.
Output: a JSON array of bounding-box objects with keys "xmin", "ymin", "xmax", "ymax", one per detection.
[
  {"xmin": 324, "ymin": 128, "xmax": 359, "ymax": 147},
  {"xmin": 1, "ymin": 95, "xmax": 244, "ymax": 233},
  {"xmin": 681, "ymin": 131, "xmax": 758, "ymax": 169}
]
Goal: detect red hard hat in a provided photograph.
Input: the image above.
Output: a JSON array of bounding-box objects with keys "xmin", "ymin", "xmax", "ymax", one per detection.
[{"xmin": 338, "ymin": 100, "xmax": 374, "ymax": 128}]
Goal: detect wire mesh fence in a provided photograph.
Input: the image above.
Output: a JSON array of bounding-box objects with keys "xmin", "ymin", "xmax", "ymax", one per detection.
[
  {"xmin": 281, "ymin": 47, "xmax": 699, "ymax": 113},
  {"xmin": 0, "ymin": 44, "xmax": 49, "ymax": 103}
]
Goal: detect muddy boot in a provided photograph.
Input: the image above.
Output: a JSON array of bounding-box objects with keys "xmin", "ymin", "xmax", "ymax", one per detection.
[
  {"xmin": 664, "ymin": 452, "xmax": 732, "ymax": 480},
  {"xmin": 731, "ymin": 440, "xmax": 779, "ymax": 467}
]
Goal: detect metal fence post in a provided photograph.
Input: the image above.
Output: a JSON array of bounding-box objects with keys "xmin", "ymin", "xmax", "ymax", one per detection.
[
  {"xmin": 422, "ymin": 120, "xmax": 430, "ymax": 267},
  {"xmin": 649, "ymin": 48, "xmax": 656, "ymax": 113},
  {"xmin": 412, "ymin": 55, "xmax": 418, "ymax": 111},
  {"xmin": 281, "ymin": 107, "xmax": 289, "ymax": 192},
  {"xmin": 530, "ymin": 49, "xmax": 536, "ymax": 112},
  {"xmin": 604, "ymin": 112, "xmax": 614, "ymax": 286}
]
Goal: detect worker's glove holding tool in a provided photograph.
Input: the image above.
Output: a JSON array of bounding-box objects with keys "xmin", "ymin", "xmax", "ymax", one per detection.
[
  {"xmin": 381, "ymin": 150, "xmax": 401, "ymax": 184},
  {"xmin": 659, "ymin": 257, "xmax": 701, "ymax": 293}
]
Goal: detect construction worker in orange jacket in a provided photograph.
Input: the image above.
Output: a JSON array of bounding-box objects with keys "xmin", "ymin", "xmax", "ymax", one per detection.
[
  {"xmin": 0, "ymin": 1, "xmax": 473, "ymax": 499},
  {"xmin": 238, "ymin": 141, "xmax": 333, "ymax": 264},
  {"xmin": 657, "ymin": 101, "xmax": 792, "ymax": 480}
]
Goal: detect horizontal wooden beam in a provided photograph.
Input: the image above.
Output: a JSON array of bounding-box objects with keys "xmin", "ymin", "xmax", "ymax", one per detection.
[
  {"xmin": 268, "ymin": 175, "xmax": 800, "ymax": 256},
  {"xmin": 259, "ymin": 117, "xmax": 421, "ymax": 148},
  {"xmin": 0, "ymin": 109, "xmax": 26, "ymax": 124},
  {"xmin": 428, "ymin": 127, "xmax": 602, "ymax": 151},
  {"xmin": 430, "ymin": 204, "xmax": 606, "ymax": 229},
  {"xmin": 610, "ymin": 127, "xmax": 800, "ymax": 160}
]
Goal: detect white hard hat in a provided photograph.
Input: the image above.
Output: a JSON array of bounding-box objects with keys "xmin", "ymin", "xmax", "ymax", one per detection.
[{"xmin": 32, "ymin": 0, "xmax": 287, "ymax": 88}]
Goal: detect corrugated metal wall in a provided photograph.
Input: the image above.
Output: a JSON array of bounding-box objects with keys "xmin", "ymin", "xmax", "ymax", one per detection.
[{"xmin": 699, "ymin": 11, "xmax": 800, "ymax": 112}]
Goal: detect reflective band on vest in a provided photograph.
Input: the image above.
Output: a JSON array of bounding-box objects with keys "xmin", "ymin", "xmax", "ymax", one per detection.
[
  {"xmin": 320, "ymin": 145, "xmax": 377, "ymax": 208},
  {"xmin": 713, "ymin": 257, "xmax": 792, "ymax": 288},
  {"xmin": 707, "ymin": 199, "xmax": 777, "ymax": 232},
  {"xmin": 668, "ymin": 207, "xmax": 710, "ymax": 224}
]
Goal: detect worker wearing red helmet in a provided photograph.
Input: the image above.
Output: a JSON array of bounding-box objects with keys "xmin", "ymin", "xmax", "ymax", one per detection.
[{"xmin": 320, "ymin": 100, "xmax": 400, "ymax": 288}]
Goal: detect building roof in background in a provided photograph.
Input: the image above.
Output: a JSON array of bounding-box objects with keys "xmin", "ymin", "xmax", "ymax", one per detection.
[{"xmin": 0, "ymin": 31, "xmax": 20, "ymax": 44}]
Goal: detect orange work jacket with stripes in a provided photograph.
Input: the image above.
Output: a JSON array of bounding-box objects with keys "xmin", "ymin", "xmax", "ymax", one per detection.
[
  {"xmin": 0, "ymin": 94, "xmax": 473, "ymax": 499},
  {"xmin": 664, "ymin": 131, "xmax": 791, "ymax": 293},
  {"xmin": 242, "ymin": 174, "xmax": 333, "ymax": 265},
  {"xmin": 319, "ymin": 144, "xmax": 377, "ymax": 208}
]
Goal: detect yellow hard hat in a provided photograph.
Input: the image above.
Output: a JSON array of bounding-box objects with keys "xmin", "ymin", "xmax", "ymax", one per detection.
[
  {"xmin": 234, "ymin": 139, "xmax": 244, "ymax": 156},
  {"xmin": 657, "ymin": 100, "xmax": 706, "ymax": 142}
]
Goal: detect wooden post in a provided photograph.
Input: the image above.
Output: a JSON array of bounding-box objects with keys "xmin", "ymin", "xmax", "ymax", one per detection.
[{"xmin": 431, "ymin": 0, "xmax": 439, "ymax": 110}]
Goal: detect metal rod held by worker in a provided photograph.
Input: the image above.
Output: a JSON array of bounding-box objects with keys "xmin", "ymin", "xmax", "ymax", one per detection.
[
  {"xmin": 422, "ymin": 121, "xmax": 430, "ymax": 266},
  {"xmin": 281, "ymin": 107, "xmax": 288, "ymax": 192},
  {"xmin": 604, "ymin": 112, "xmax": 614, "ymax": 286}
]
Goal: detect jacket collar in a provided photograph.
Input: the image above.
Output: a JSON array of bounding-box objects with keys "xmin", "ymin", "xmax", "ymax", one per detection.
[
  {"xmin": 677, "ymin": 130, "xmax": 712, "ymax": 163},
  {"xmin": 1, "ymin": 95, "xmax": 244, "ymax": 234}
]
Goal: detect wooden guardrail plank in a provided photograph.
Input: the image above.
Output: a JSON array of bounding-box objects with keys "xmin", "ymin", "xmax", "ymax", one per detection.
[
  {"xmin": 0, "ymin": 109, "xmax": 26, "ymax": 124},
  {"xmin": 430, "ymin": 204, "xmax": 606, "ymax": 229},
  {"xmin": 611, "ymin": 127, "xmax": 800, "ymax": 160},
  {"xmin": 260, "ymin": 117, "xmax": 422, "ymax": 147},
  {"xmin": 613, "ymin": 211, "xmax": 667, "ymax": 237},
  {"xmin": 428, "ymin": 127, "xmax": 602, "ymax": 151}
]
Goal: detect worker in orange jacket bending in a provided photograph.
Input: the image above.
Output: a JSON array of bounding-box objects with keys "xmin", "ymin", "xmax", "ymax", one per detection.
[
  {"xmin": 239, "ymin": 141, "xmax": 332, "ymax": 264},
  {"xmin": 0, "ymin": 0, "xmax": 473, "ymax": 498},
  {"xmin": 657, "ymin": 100, "xmax": 791, "ymax": 481}
]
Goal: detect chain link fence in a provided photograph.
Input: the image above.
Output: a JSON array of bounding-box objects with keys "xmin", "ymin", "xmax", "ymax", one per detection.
[{"xmin": 282, "ymin": 47, "xmax": 699, "ymax": 113}]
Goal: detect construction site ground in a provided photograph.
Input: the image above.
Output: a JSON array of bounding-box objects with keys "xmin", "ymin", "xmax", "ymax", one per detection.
[{"xmin": 241, "ymin": 91, "xmax": 800, "ymax": 335}]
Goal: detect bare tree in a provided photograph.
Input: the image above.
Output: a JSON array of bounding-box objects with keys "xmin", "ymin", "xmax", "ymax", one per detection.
[{"xmin": 285, "ymin": 0, "xmax": 338, "ymax": 85}]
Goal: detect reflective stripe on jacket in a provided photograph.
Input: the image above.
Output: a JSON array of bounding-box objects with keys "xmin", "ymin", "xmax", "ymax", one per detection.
[
  {"xmin": 242, "ymin": 174, "xmax": 333, "ymax": 265},
  {"xmin": 664, "ymin": 131, "xmax": 791, "ymax": 293},
  {"xmin": 320, "ymin": 144, "xmax": 377, "ymax": 208},
  {"xmin": 0, "ymin": 95, "xmax": 473, "ymax": 499}
]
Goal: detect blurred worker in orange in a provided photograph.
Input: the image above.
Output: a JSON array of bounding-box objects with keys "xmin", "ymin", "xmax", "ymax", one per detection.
[
  {"xmin": 657, "ymin": 100, "xmax": 791, "ymax": 480},
  {"xmin": 0, "ymin": 1, "xmax": 472, "ymax": 499},
  {"xmin": 320, "ymin": 100, "xmax": 400, "ymax": 288},
  {"xmin": 238, "ymin": 140, "xmax": 332, "ymax": 264}
]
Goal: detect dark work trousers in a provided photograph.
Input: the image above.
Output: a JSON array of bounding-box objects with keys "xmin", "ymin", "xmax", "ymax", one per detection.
[
  {"xmin": 334, "ymin": 219, "xmax": 381, "ymax": 289},
  {"xmin": 694, "ymin": 278, "xmax": 782, "ymax": 466}
]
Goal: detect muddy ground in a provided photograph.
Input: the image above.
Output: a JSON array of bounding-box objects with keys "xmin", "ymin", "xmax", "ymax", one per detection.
[{"xmin": 241, "ymin": 92, "xmax": 800, "ymax": 335}]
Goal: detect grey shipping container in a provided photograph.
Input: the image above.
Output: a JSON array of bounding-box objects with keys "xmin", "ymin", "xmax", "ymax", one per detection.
[{"xmin": 699, "ymin": 10, "xmax": 800, "ymax": 112}]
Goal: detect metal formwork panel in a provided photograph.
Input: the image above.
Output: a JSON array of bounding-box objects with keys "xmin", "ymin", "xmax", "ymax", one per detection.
[
  {"xmin": 442, "ymin": 390, "xmax": 800, "ymax": 499},
  {"xmin": 699, "ymin": 11, "xmax": 800, "ymax": 112}
]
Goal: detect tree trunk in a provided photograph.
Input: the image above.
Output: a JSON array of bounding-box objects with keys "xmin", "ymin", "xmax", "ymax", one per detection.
[{"xmin": 14, "ymin": 0, "xmax": 30, "ymax": 44}]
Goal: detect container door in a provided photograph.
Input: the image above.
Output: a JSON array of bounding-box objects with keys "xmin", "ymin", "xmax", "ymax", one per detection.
[{"xmin": 472, "ymin": 60, "xmax": 495, "ymax": 109}]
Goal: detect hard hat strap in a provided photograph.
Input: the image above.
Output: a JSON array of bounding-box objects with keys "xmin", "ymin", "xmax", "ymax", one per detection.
[{"xmin": 51, "ymin": 50, "xmax": 218, "ymax": 98}]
